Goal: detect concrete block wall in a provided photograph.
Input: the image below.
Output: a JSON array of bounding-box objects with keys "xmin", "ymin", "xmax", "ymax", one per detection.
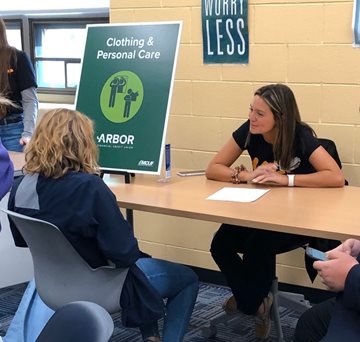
[{"xmin": 111, "ymin": 0, "xmax": 360, "ymax": 289}]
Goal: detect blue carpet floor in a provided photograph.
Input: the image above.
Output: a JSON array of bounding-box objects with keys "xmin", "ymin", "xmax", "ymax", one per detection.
[{"xmin": 0, "ymin": 282, "xmax": 300, "ymax": 341}]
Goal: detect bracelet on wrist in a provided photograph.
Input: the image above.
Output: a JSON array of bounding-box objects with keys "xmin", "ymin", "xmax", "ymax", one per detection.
[{"xmin": 231, "ymin": 165, "xmax": 246, "ymax": 184}]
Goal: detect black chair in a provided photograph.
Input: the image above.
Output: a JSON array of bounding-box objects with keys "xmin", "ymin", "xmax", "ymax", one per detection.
[
  {"xmin": 304, "ymin": 138, "xmax": 346, "ymax": 285},
  {"xmin": 36, "ymin": 301, "xmax": 114, "ymax": 342},
  {"xmin": 318, "ymin": 138, "xmax": 348, "ymax": 185},
  {"xmin": 274, "ymin": 137, "xmax": 346, "ymax": 341}
]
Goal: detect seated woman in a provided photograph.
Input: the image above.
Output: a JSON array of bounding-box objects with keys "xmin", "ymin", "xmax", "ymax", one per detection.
[
  {"xmin": 206, "ymin": 84, "xmax": 345, "ymax": 339},
  {"xmin": 7, "ymin": 108, "xmax": 198, "ymax": 342}
]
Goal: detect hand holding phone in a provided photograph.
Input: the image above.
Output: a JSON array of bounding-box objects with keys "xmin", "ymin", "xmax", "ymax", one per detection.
[{"xmin": 305, "ymin": 247, "xmax": 328, "ymax": 261}]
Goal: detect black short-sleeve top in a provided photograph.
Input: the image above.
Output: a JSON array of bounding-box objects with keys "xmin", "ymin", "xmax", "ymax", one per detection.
[{"xmin": 232, "ymin": 120, "xmax": 320, "ymax": 174}]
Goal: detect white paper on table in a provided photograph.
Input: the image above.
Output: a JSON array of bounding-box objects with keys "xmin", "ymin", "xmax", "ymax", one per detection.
[{"xmin": 206, "ymin": 187, "xmax": 270, "ymax": 203}]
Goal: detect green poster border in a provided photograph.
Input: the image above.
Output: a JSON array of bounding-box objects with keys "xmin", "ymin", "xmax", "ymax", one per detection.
[{"xmin": 75, "ymin": 21, "xmax": 182, "ymax": 174}]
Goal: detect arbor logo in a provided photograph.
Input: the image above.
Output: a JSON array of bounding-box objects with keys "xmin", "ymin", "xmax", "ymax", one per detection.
[{"xmin": 100, "ymin": 70, "xmax": 144, "ymax": 123}]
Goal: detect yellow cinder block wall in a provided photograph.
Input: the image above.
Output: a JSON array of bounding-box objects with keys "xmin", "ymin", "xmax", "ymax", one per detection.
[{"xmin": 111, "ymin": 0, "xmax": 360, "ymax": 289}]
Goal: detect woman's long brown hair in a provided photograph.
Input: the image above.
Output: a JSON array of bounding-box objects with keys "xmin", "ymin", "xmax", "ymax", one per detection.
[{"xmin": 0, "ymin": 18, "xmax": 17, "ymax": 117}]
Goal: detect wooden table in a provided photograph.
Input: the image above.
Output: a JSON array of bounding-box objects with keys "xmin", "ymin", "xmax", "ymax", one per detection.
[
  {"xmin": 9, "ymin": 151, "xmax": 358, "ymax": 242},
  {"xmin": 105, "ymin": 173, "xmax": 360, "ymax": 241}
]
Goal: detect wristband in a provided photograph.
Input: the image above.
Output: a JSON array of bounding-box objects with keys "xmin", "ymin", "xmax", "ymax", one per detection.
[{"xmin": 287, "ymin": 174, "xmax": 295, "ymax": 187}]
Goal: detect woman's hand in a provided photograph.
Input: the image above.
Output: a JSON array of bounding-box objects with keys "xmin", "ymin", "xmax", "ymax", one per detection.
[{"xmin": 249, "ymin": 163, "xmax": 288, "ymax": 186}]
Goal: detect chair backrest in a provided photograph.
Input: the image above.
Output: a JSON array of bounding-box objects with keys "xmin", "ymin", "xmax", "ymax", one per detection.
[
  {"xmin": 318, "ymin": 138, "xmax": 342, "ymax": 168},
  {"xmin": 35, "ymin": 301, "xmax": 114, "ymax": 342},
  {"xmin": 2, "ymin": 209, "xmax": 129, "ymax": 313},
  {"xmin": 318, "ymin": 138, "xmax": 348, "ymax": 185}
]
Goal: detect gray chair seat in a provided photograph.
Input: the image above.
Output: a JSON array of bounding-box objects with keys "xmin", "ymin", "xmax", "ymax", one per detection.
[{"xmin": 35, "ymin": 301, "xmax": 114, "ymax": 342}]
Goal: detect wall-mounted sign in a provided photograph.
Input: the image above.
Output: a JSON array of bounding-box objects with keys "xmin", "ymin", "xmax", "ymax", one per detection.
[
  {"xmin": 76, "ymin": 22, "xmax": 182, "ymax": 174},
  {"xmin": 202, "ymin": 0, "xmax": 248, "ymax": 64}
]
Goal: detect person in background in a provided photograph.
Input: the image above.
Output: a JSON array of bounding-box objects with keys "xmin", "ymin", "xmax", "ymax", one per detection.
[
  {"xmin": 294, "ymin": 239, "xmax": 360, "ymax": 342},
  {"xmin": 206, "ymin": 84, "xmax": 345, "ymax": 339},
  {"xmin": 0, "ymin": 18, "xmax": 38, "ymax": 152},
  {"xmin": 7, "ymin": 108, "xmax": 198, "ymax": 342},
  {"xmin": 0, "ymin": 136, "xmax": 13, "ymax": 200}
]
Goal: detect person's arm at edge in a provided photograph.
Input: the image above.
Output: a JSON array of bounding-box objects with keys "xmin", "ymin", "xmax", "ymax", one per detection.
[
  {"xmin": 20, "ymin": 87, "xmax": 38, "ymax": 145},
  {"xmin": 342, "ymin": 262, "xmax": 360, "ymax": 313},
  {"xmin": 290, "ymin": 145, "xmax": 345, "ymax": 188},
  {"xmin": 0, "ymin": 141, "xmax": 14, "ymax": 199}
]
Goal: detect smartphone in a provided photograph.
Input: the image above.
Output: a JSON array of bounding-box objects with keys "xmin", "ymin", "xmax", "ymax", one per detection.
[
  {"xmin": 176, "ymin": 170, "xmax": 206, "ymax": 177},
  {"xmin": 305, "ymin": 247, "xmax": 328, "ymax": 261}
]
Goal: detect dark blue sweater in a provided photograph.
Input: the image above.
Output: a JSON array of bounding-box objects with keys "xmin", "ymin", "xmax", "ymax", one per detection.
[
  {"xmin": 323, "ymin": 260, "xmax": 360, "ymax": 341},
  {"xmin": 9, "ymin": 172, "xmax": 140, "ymax": 268}
]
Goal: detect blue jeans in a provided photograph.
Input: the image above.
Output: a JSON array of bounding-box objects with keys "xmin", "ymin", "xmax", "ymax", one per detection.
[
  {"xmin": 4, "ymin": 280, "xmax": 55, "ymax": 342},
  {"xmin": 0, "ymin": 121, "xmax": 24, "ymax": 152},
  {"xmin": 136, "ymin": 258, "xmax": 199, "ymax": 342}
]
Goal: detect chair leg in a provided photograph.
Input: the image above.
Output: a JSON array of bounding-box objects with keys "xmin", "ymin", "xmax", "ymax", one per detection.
[
  {"xmin": 201, "ymin": 311, "xmax": 242, "ymax": 338},
  {"xmin": 203, "ymin": 277, "xmax": 309, "ymax": 341},
  {"xmin": 278, "ymin": 291, "xmax": 312, "ymax": 313},
  {"xmin": 203, "ymin": 279, "xmax": 285, "ymax": 340},
  {"xmin": 271, "ymin": 278, "xmax": 285, "ymax": 342}
]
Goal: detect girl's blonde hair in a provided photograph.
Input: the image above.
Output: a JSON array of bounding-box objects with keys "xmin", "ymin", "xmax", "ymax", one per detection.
[{"xmin": 24, "ymin": 108, "xmax": 100, "ymax": 178}]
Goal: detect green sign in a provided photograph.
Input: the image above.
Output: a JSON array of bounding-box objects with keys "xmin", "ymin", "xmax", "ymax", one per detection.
[
  {"xmin": 76, "ymin": 22, "xmax": 182, "ymax": 174},
  {"xmin": 202, "ymin": 0, "xmax": 249, "ymax": 64}
]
